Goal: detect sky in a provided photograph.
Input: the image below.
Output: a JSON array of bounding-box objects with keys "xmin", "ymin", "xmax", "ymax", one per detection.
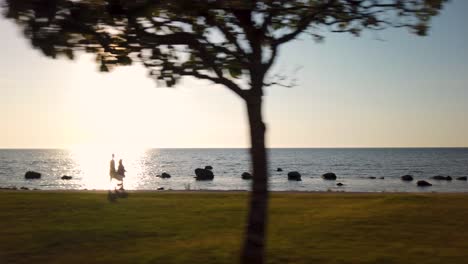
[{"xmin": 0, "ymin": 1, "xmax": 467, "ymax": 149}]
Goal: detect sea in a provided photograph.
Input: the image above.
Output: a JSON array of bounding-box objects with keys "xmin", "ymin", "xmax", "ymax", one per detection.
[{"xmin": 0, "ymin": 148, "xmax": 467, "ymax": 192}]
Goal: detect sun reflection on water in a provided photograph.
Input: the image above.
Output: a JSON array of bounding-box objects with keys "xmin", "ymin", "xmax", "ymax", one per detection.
[{"xmin": 70, "ymin": 145, "xmax": 147, "ymax": 190}]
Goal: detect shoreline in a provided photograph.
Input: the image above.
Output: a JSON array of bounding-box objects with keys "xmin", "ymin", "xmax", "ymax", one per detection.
[{"xmin": 1, "ymin": 188, "xmax": 468, "ymax": 195}]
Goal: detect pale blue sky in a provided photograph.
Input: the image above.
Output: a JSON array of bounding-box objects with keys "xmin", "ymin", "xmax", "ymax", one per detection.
[{"xmin": 0, "ymin": 1, "xmax": 467, "ymax": 148}]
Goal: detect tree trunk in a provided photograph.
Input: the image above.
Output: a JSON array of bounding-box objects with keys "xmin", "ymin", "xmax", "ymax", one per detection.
[{"xmin": 241, "ymin": 95, "xmax": 269, "ymax": 264}]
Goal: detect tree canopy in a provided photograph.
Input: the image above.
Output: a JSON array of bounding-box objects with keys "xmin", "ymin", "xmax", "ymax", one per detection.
[{"xmin": 3, "ymin": 0, "xmax": 447, "ymax": 97}]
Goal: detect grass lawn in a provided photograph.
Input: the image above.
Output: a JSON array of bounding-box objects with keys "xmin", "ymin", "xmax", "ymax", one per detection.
[{"xmin": 0, "ymin": 191, "xmax": 467, "ymax": 264}]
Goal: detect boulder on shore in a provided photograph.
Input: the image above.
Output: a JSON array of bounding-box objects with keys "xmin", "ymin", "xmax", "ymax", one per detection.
[
  {"xmin": 401, "ymin": 175, "xmax": 414, "ymax": 181},
  {"xmin": 241, "ymin": 172, "xmax": 253, "ymax": 180},
  {"xmin": 322, "ymin": 172, "xmax": 337, "ymax": 180},
  {"xmin": 287, "ymin": 171, "xmax": 302, "ymax": 181},
  {"xmin": 195, "ymin": 168, "xmax": 214, "ymax": 180},
  {"xmin": 25, "ymin": 171, "xmax": 41, "ymax": 179},
  {"xmin": 417, "ymin": 180, "xmax": 432, "ymax": 187},
  {"xmin": 61, "ymin": 175, "xmax": 72, "ymax": 180},
  {"xmin": 276, "ymin": 168, "xmax": 283, "ymax": 172},
  {"xmin": 456, "ymin": 176, "xmax": 467, "ymax": 181},
  {"xmin": 204, "ymin": 165, "xmax": 213, "ymax": 170}
]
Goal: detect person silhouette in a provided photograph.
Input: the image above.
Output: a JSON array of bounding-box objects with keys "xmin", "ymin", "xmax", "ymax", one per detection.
[
  {"xmin": 109, "ymin": 154, "xmax": 116, "ymax": 180},
  {"xmin": 115, "ymin": 159, "xmax": 126, "ymax": 191},
  {"xmin": 117, "ymin": 159, "xmax": 126, "ymax": 179}
]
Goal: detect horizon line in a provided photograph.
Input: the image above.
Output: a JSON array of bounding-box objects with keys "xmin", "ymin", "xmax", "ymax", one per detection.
[{"xmin": 1, "ymin": 146, "xmax": 468, "ymax": 150}]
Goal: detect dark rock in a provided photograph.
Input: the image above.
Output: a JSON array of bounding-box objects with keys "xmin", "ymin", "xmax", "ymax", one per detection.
[
  {"xmin": 457, "ymin": 176, "xmax": 467, "ymax": 181},
  {"xmin": 195, "ymin": 168, "xmax": 214, "ymax": 180},
  {"xmin": 61, "ymin": 175, "xmax": 72, "ymax": 180},
  {"xmin": 287, "ymin": 171, "xmax": 302, "ymax": 181},
  {"xmin": 322, "ymin": 172, "xmax": 337, "ymax": 180},
  {"xmin": 204, "ymin": 166, "xmax": 213, "ymax": 170},
  {"xmin": 20, "ymin": 187, "xmax": 29, "ymax": 190},
  {"xmin": 161, "ymin": 172, "xmax": 171, "ymax": 179},
  {"xmin": 368, "ymin": 176, "xmax": 377, "ymax": 179},
  {"xmin": 379, "ymin": 177, "xmax": 385, "ymax": 179},
  {"xmin": 337, "ymin": 182, "xmax": 344, "ymax": 186},
  {"xmin": 417, "ymin": 180, "xmax": 432, "ymax": 187},
  {"xmin": 25, "ymin": 171, "xmax": 41, "ymax": 179},
  {"xmin": 277, "ymin": 168, "xmax": 283, "ymax": 172},
  {"xmin": 157, "ymin": 187, "xmax": 165, "ymax": 190},
  {"xmin": 401, "ymin": 175, "xmax": 414, "ymax": 181},
  {"xmin": 432, "ymin": 175, "xmax": 452, "ymax": 181},
  {"xmin": 241, "ymin": 172, "xmax": 253, "ymax": 180}
]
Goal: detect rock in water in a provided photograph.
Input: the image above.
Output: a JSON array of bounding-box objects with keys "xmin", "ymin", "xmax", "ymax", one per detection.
[
  {"xmin": 368, "ymin": 176, "xmax": 377, "ymax": 179},
  {"xmin": 61, "ymin": 175, "xmax": 72, "ymax": 180},
  {"xmin": 337, "ymin": 182, "xmax": 344, "ymax": 186},
  {"xmin": 417, "ymin": 180, "xmax": 432, "ymax": 187},
  {"xmin": 25, "ymin": 171, "xmax": 41, "ymax": 179},
  {"xmin": 241, "ymin": 172, "xmax": 253, "ymax": 180},
  {"xmin": 401, "ymin": 175, "xmax": 414, "ymax": 181},
  {"xmin": 456, "ymin": 176, "xmax": 467, "ymax": 181},
  {"xmin": 204, "ymin": 166, "xmax": 213, "ymax": 170},
  {"xmin": 322, "ymin": 172, "xmax": 337, "ymax": 180},
  {"xmin": 432, "ymin": 175, "xmax": 452, "ymax": 181},
  {"xmin": 195, "ymin": 168, "xmax": 214, "ymax": 180},
  {"xmin": 277, "ymin": 168, "xmax": 283, "ymax": 172},
  {"xmin": 288, "ymin": 171, "xmax": 301, "ymax": 181},
  {"xmin": 161, "ymin": 172, "xmax": 171, "ymax": 178}
]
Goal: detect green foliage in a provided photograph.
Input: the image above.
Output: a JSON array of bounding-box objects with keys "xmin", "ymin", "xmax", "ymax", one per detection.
[
  {"xmin": 0, "ymin": 191, "xmax": 468, "ymax": 264},
  {"xmin": 2, "ymin": 0, "xmax": 448, "ymax": 90}
]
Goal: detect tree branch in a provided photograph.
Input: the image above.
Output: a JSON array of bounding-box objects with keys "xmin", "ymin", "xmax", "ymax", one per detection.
[{"xmin": 179, "ymin": 69, "xmax": 247, "ymax": 99}]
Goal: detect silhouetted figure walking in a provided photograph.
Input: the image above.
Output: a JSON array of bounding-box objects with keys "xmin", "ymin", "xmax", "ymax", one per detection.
[
  {"xmin": 117, "ymin": 159, "xmax": 126, "ymax": 190},
  {"xmin": 109, "ymin": 154, "xmax": 116, "ymax": 180}
]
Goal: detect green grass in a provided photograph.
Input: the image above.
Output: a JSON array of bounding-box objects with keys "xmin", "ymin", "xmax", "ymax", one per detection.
[{"xmin": 1, "ymin": 191, "xmax": 467, "ymax": 264}]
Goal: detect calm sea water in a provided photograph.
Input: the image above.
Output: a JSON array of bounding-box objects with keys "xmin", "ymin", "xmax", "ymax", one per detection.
[{"xmin": 0, "ymin": 148, "xmax": 467, "ymax": 192}]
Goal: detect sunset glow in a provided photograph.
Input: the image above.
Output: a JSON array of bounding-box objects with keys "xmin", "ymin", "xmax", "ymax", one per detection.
[{"xmin": 0, "ymin": 2, "xmax": 467, "ymax": 148}]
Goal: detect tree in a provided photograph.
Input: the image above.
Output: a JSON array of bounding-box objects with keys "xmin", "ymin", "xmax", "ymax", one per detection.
[{"xmin": 2, "ymin": 1, "xmax": 447, "ymax": 263}]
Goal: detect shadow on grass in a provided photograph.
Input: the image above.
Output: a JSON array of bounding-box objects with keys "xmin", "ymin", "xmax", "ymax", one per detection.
[{"xmin": 107, "ymin": 190, "xmax": 129, "ymax": 203}]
